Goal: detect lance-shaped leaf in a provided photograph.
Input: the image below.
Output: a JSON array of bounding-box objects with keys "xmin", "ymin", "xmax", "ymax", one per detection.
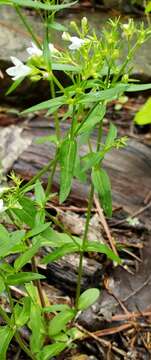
[
  {"xmin": 14, "ymin": 239, "xmax": 42, "ymax": 271},
  {"xmin": 78, "ymin": 83, "xmax": 128, "ymax": 104},
  {"xmin": 76, "ymin": 103, "xmax": 106, "ymax": 135},
  {"xmin": 21, "ymin": 95, "xmax": 65, "ymax": 115},
  {"xmin": 78, "ymin": 288, "xmax": 100, "ymax": 310},
  {"xmin": 59, "ymin": 138, "xmax": 77, "ymax": 203},
  {"xmin": 48, "ymin": 309, "xmax": 75, "ymax": 337},
  {"xmin": 0, "ymin": 326, "xmax": 14, "ymax": 360},
  {"xmin": 42, "ymin": 242, "xmax": 80, "ymax": 264},
  {"xmin": 105, "ymin": 123, "xmax": 117, "ymax": 147},
  {"xmin": 84, "ymin": 241, "xmax": 121, "ymax": 263},
  {"xmin": 2, "ymin": 0, "xmax": 77, "ymax": 12},
  {"xmin": 39, "ymin": 343, "xmax": 67, "ymax": 360},
  {"xmin": 92, "ymin": 167, "xmax": 112, "ymax": 217},
  {"xmin": 6, "ymin": 272, "xmax": 45, "ymax": 285}
]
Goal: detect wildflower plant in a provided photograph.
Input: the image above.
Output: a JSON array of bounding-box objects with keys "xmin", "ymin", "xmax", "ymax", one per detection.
[{"xmin": 0, "ymin": 0, "xmax": 151, "ymax": 359}]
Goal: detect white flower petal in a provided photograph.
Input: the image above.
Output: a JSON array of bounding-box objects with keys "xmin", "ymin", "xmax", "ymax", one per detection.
[
  {"xmin": 27, "ymin": 42, "xmax": 42, "ymax": 57},
  {"xmin": 69, "ymin": 36, "xmax": 85, "ymax": 50},
  {"xmin": 6, "ymin": 57, "xmax": 31, "ymax": 81}
]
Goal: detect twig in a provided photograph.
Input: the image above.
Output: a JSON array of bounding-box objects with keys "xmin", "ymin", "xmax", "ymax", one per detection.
[
  {"xmin": 76, "ymin": 323, "xmax": 127, "ymax": 357},
  {"xmin": 94, "ymin": 195, "xmax": 118, "ymax": 256},
  {"xmin": 94, "ymin": 323, "xmax": 132, "ymax": 337},
  {"xmin": 114, "ymin": 201, "xmax": 151, "ymax": 227},
  {"xmin": 111, "ymin": 309, "xmax": 151, "ymax": 322},
  {"xmin": 123, "ymin": 275, "xmax": 151, "ymax": 303}
]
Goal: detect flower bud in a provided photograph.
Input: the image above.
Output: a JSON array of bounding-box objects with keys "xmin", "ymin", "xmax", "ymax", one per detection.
[{"xmin": 62, "ymin": 31, "xmax": 71, "ymax": 41}]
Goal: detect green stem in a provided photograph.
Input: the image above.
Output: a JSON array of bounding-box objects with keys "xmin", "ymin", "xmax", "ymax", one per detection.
[
  {"xmin": 15, "ymin": 6, "xmax": 41, "ymax": 48},
  {"xmin": 15, "ymin": 332, "xmax": 36, "ymax": 360},
  {"xmin": 50, "ymin": 78, "xmax": 61, "ymax": 141},
  {"xmin": 70, "ymin": 104, "xmax": 76, "ymax": 139},
  {"xmin": 21, "ymin": 159, "xmax": 54, "ymax": 193},
  {"xmin": 45, "ymin": 150, "xmax": 58, "ymax": 197},
  {"xmin": 75, "ymin": 184, "xmax": 94, "ymax": 311},
  {"xmin": 0, "ymin": 298, "xmax": 35, "ymax": 359}
]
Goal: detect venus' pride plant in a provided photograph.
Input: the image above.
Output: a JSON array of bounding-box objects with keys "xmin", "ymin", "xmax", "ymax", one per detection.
[{"xmin": 0, "ymin": 1, "xmax": 151, "ymax": 359}]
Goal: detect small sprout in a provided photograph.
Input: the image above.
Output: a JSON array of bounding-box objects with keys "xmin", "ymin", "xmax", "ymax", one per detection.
[{"xmin": 127, "ymin": 217, "xmax": 140, "ymax": 227}]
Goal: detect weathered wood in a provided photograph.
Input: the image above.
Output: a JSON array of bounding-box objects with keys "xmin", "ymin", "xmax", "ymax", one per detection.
[
  {"xmin": 12, "ymin": 118, "xmax": 151, "ymax": 228},
  {"xmin": 46, "ymin": 254, "xmax": 103, "ymax": 295}
]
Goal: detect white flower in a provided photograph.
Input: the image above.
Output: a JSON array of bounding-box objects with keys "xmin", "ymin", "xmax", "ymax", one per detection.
[
  {"xmin": 27, "ymin": 42, "xmax": 58, "ymax": 58},
  {"xmin": 26, "ymin": 42, "xmax": 42, "ymax": 57},
  {"xmin": 69, "ymin": 36, "xmax": 86, "ymax": 50},
  {"xmin": 6, "ymin": 57, "xmax": 31, "ymax": 80},
  {"xmin": 0, "ymin": 199, "xmax": 5, "ymax": 213}
]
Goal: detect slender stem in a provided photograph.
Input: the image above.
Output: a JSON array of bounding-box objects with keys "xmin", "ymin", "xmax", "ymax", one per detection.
[
  {"xmin": 70, "ymin": 104, "xmax": 76, "ymax": 139},
  {"xmin": 45, "ymin": 150, "xmax": 58, "ymax": 197},
  {"xmin": 15, "ymin": 332, "xmax": 36, "ymax": 360},
  {"xmin": 49, "ymin": 78, "xmax": 61, "ymax": 141},
  {"xmin": 21, "ymin": 159, "xmax": 54, "ymax": 192},
  {"xmin": 31, "ymin": 257, "xmax": 46, "ymax": 309},
  {"xmin": 15, "ymin": 6, "xmax": 41, "ymax": 48},
  {"xmin": 75, "ymin": 184, "xmax": 94, "ymax": 310},
  {"xmin": 0, "ymin": 304, "xmax": 11, "ymax": 325},
  {"xmin": 0, "ymin": 296, "xmax": 35, "ymax": 359}
]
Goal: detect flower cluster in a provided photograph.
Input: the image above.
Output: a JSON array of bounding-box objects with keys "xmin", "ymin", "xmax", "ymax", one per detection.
[{"xmin": 6, "ymin": 42, "xmax": 59, "ymax": 81}]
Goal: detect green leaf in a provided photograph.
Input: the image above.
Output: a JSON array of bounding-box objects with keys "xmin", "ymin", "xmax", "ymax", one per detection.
[
  {"xmin": 29, "ymin": 303, "xmax": 45, "ymax": 354},
  {"xmin": 5, "ymin": 77, "xmax": 24, "ymax": 95},
  {"xmin": 81, "ymin": 152, "xmax": 104, "ymax": 172},
  {"xmin": 105, "ymin": 123, "xmax": 117, "ymax": 146},
  {"xmin": 14, "ymin": 239, "xmax": 41, "ymax": 271},
  {"xmin": 15, "ymin": 297, "xmax": 31, "ymax": 327},
  {"xmin": 78, "ymin": 288, "xmax": 100, "ymax": 310},
  {"xmin": 85, "ymin": 241, "xmax": 121, "ymax": 263},
  {"xmin": 51, "ymin": 63, "xmax": 81, "ymax": 72},
  {"xmin": 26, "ymin": 223, "xmax": 50, "ymax": 239},
  {"xmin": 3, "ymin": 0, "xmax": 77, "ymax": 12},
  {"xmin": 48, "ymin": 309, "xmax": 75, "ymax": 337},
  {"xmin": 78, "ymin": 83, "xmax": 128, "ymax": 104},
  {"xmin": 92, "ymin": 168, "xmax": 112, "ymax": 217},
  {"xmin": 59, "ymin": 138, "xmax": 77, "ymax": 203},
  {"xmin": 48, "ymin": 21, "xmax": 67, "ymax": 32},
  {"xmin": 21, "ymin": 95, "xmax": 65, "ymax": 115},
  {"xmin": 76, "ymin": 103, "xmax": 106, "ymax": 135},
  {"xmin": 127, "ymin": 83, "xmax": 151, "ymax": 92},
  {"xmin": 43, "ymin": 304, "xmax": 70, "ymax": 313},
  {"xmin": 0, "ymin": 277, "xmax": 5, "ymax": 294},
  {"xmin": 34, "ymin": 180, "xmax": 46, "ymax": 206},
  {"xmin": 39, "ymin": 227, "xmax": 81, "ymax": 248},
  {"xmin": 6, "ymin": 272, "xmax": 45, "ymax": 285},
  {"xmin": 39, "ymin": 343, "xmax": 67, "ymax": 360},
  {"xmin": 145, "ymin": 1, "xmax": 151, "ymax": 12},
  {"xmin": 11, "ymin": 196, "xmax": 36, "ymax": 227},
  {"xmin": 42, "ymin": 242, "xmax": 80, "ymax": 264},
  {"xmin": 134, "ymin": 97, "xmax": 151, "ymax": 125},
  {"xmin": 0, "ymin": 326, "xmax": 14, "ymax": 360},
  {"xmin": 35, "ymin": 135, "xmax": 58, "ymax": 146},
  {"xmin": 0, "ymin": 225, "xmax": 23, "ymax": 258}
]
